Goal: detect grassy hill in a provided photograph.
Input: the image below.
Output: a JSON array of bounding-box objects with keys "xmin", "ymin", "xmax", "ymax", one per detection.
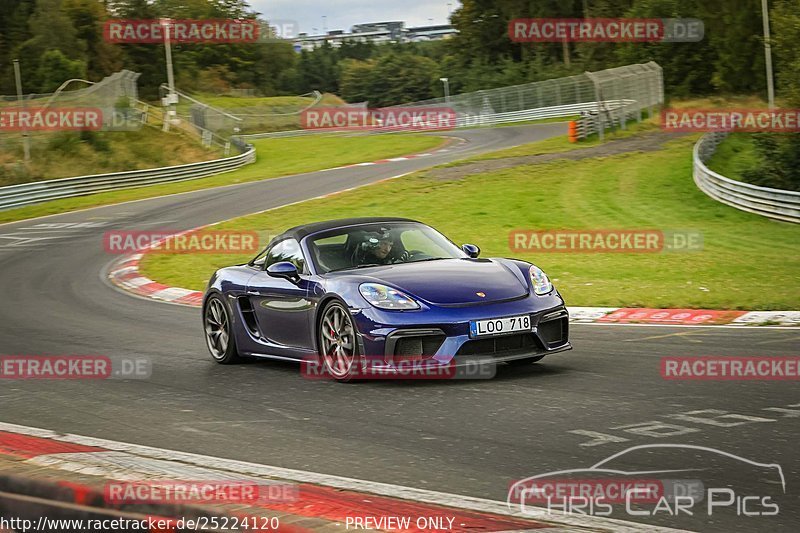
[{"xmin": 0, "ymin": 128, "xmax": 222, "ymax": 187}]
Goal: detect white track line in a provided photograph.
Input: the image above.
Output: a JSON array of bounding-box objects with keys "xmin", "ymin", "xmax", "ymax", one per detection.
[{"xmin": 0, "ymin": 422, "xmax": 690, "ymax": 533}]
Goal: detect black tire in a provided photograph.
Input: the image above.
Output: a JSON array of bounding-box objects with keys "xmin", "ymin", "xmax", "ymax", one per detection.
[
  {"xmin": 204, "ymin": 294, "xmax": 241, "ymax": 364},
  {"xmin": 506, "ymin": 355, "xmax": 546, "ymax": 366},
  {"xmin": 318, "ymin": 300, "xmax": 363, "ymax": 382}
]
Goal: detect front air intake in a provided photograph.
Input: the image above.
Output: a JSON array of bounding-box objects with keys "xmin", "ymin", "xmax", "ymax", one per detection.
[{"xmin": 538, "ymin": 316, "xmax": 568, "ymax": 347}]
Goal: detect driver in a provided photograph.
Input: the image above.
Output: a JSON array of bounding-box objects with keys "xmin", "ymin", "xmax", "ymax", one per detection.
[
  {"xmin": 354, "ymin": 231, "xmax": 408, "ymax": 266},
  {"xmin": 369, "ymin": 235, "xmax": 395, "ymax": 263}
]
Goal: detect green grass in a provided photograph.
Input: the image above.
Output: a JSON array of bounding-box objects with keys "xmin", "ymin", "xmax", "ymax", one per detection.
[
  {"xmin": 195, "ymin": 95, "xmax": 316, "ymax": 109},
  {"xmin": 448, "ymin": 117, "xmax": 662, "ymax": 164},
  {"xmin": 0, "ymin": 129, "xmax": 222, "ymax": 186},
  {"xmin": 183, "ymin": 93, "xmax": 345, "ymax": 111},
  {"xmin": 140, "ymin": 134, "xmax": 800, "ymax": 310},
  {"xmin": 705, "ymin": 133, "xmax": 761, "ymax": 181},
  {"xmin": 0, "ymin": 133, "xmax": 445, "ymax": 225}
]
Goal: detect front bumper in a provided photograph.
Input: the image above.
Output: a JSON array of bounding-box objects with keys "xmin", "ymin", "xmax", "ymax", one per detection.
[{"xmin": 351, "ymin": 293, "xmax": 571, "ymax": 372}]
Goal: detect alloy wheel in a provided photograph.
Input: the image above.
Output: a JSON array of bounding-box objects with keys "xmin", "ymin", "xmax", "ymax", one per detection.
[{"xmin": 320, "ymin": 303, "xmax": 357, "ymax": 378}]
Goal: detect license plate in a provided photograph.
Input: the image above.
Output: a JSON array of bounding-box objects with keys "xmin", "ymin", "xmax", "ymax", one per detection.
[{"xmin": 470, "ymin": 314, "xmax": 531, "ymax": 338}]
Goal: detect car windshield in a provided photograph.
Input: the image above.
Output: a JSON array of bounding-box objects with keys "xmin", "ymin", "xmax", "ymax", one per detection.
[{"xmin": 307, "ymin": 222, "xmax": 466, "ymax": 274}]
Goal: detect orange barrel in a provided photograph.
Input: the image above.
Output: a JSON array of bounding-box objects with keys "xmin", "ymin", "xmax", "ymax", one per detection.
[{"xmin": 568, "ymin": 120, "xmax": 578, "ymax": 143}]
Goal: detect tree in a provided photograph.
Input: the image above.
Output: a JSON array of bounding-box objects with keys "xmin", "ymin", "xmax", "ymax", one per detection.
[
  {"xmin": 615, "ymin": 0, "xmax": 715, "ymax": 97},
  {"xmin": 740, "ymin": 0, "xmax": 800, "ymax": 192},
  {"xmin": 771, "ymin": 0, "xmax": 800, "ymax": 106},
  {"xmin": 368, "ymin": 53, "xmax": 440, "ymax": 106},
  {"xmin": 339, "ymin": 59, "xmax": 375, "ymax": 104},
  {"xmin": 702, "ymin": 0, "xmax": 765, "ymax": 94},
  {"xmin": 295, "ymin": 43, "xmax": 340, "ymax": 93},
  {"xmin": 63, "ymin": 0, "xmax": 124, "ymax": 80},
  {"xmin": 108, "ymin": 0, "xmax": 164, "ymax": 98},
  {"xmin": 14, "ymin": 0, "xmax": 88, "ymax": 91},
  {"xmin": 0, "ymin": 0, "xmax": 35, "ymax": 94},
  {"xmin": 36, "ymin": 49, "xmax": 87, "ymax": 92}
]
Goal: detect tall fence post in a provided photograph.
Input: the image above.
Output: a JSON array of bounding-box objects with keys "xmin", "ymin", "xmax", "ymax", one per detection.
[{"xmin": 585, "ymin": 71, "xmax": 604, "ymax": 141}]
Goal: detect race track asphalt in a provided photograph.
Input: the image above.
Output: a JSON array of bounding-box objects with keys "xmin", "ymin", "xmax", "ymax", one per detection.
[{"xmin": 0, "ymin": 123, "xmax": 797, "ymax": 532}]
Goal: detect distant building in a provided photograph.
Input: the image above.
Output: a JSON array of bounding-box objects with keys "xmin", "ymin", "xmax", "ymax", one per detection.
[
  {"xmin": 294, "ymin": 21, "xmax": 457, "ymax": 51},
  {"xmin": 351, "ymin": 21, "xmax": 405, "ymax": 41},
  {"xmin": 406, "ymin": 24, "xmax": 456, "ymax": 42}
]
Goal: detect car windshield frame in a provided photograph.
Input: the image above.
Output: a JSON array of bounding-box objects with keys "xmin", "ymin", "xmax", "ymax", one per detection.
[{"xmin": 303, "ymin": 221, "xmax": 467, "ymax": 274}]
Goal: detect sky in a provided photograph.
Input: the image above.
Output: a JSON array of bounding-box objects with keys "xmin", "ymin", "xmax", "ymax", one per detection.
[{"xmin": 249, "ymin": 0, "xmax": 461, "ymax": 35}]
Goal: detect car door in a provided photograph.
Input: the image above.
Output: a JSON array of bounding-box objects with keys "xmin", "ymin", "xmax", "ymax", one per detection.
[{"xmin": 246, "ymin": 238, "xmax": 315, "ymax": 351}]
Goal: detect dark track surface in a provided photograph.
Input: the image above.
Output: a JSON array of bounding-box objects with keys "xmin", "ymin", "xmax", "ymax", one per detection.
[{"xmin": 0, "ymin": 123, "xmax": 797, "ymax": 532}]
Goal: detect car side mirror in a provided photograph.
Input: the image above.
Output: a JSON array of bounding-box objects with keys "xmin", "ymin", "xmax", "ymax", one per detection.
[
  {"xmin": 462, "ymin": 243, "xmax": 480, "ymax": 258},
  {"xmin": 266, "ymin": 261, "xmax": 300, "ymax": 283}
]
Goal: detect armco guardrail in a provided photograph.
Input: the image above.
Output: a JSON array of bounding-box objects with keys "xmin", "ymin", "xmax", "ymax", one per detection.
[
  {"xmin": 455, "ymin": 99, "xmax": 633, "ymax": 128},
  {"xmin": 693, "ymin": 132, "xmax": 800, "ymax": 224},
  {"xmin": 243, "ymin": 100, "xmax": 635, "ymax": 139},
  {"xmin": 0, "ymin": 144, "xmax": 255, "ymax": 211},
  {"xmin": 243, "ymin": 128, "xmax": 327, "ymax": 139}
]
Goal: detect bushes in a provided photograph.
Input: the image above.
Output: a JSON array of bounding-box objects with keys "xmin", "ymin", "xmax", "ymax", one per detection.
[
  {"xmin": 742, "ymin": 134, "xmax": 800, "ymax": 192},
  {"xmin": 47, "ymin": 132, "xmax": 82, "ymax": 154},
  {"xmin": 46, "ymin": 131, "xmax": 111, "ymax": 155}
]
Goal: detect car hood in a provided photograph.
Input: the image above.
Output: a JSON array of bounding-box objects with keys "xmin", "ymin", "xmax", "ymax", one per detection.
[{"xmin": 336, "ymin": 258, "xmax": 530, "ymax": 306}]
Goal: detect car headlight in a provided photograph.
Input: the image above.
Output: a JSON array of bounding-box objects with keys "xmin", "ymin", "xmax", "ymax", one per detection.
[
  {"xmin": 529, "ymin": 265, "xmax": 553, "ymax": 295},
  {"xmin": 359, "ymin": 283, "xmax": 420, "ymax": 310}
]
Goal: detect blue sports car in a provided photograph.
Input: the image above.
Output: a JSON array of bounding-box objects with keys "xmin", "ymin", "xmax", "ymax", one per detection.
[{"xmin": 203, "ymin": 217, "xmax": 571, "ymax": 380}]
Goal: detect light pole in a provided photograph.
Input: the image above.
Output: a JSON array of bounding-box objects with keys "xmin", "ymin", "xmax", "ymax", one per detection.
[
  {"xmin": 12, "ymin": 59, "xmax": 30, "ymax": 162},
  {"xmin": 161, "ymin": 18, "xmax": 178, "ymax": 131},
  {"xmin": 761, "ymin": 0, "xmax": 775, "ymax": 109},
  {"xmin": 439, "ymin": 77, "xmax": 450, "ymax": 103}
]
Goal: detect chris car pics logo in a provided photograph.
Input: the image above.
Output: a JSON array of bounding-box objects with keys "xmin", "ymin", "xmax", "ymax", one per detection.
[{"xmin": 508, "ymin": 444, "xmax": 784, "ymax": 519}]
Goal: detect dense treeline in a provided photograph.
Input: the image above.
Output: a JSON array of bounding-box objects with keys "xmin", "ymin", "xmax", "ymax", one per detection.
[
  {"xmin": 1, "ymin": 0, "xmax": 796, "ymax": 104},
  {"xmin": 743, "ymin": 0, "xmax": 800, "ymax": 191},
  {"xmin": 0, "ymin": 0, "xmax": 295, "ymax": 98}
]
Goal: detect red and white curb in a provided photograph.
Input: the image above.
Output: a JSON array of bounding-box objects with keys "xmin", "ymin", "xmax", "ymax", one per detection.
[
  {"xmin": 108, "ymin": 252, "xmax": 205, "ymax": 307},
  {"xmin": 568, "ymin": 307, "xmax": 800, "ymax": 326},
  {"xmin": 0, "ymin": 422, "xmax": 687, "ymax": 532},
  {"xmin": 108, "ymin": 256, "xmax": 800, "ymax": 327}
]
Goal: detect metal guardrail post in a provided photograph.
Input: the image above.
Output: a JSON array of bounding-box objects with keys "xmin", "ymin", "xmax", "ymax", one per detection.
[{"xmin": 584, "ymin": 71, "xmax": 604, "ymax": 141}]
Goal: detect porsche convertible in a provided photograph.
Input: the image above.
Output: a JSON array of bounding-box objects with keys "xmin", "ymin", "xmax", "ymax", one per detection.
[{"xmin": 203, "ymin": 217, "xmax": 571, "ymax": 380}]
